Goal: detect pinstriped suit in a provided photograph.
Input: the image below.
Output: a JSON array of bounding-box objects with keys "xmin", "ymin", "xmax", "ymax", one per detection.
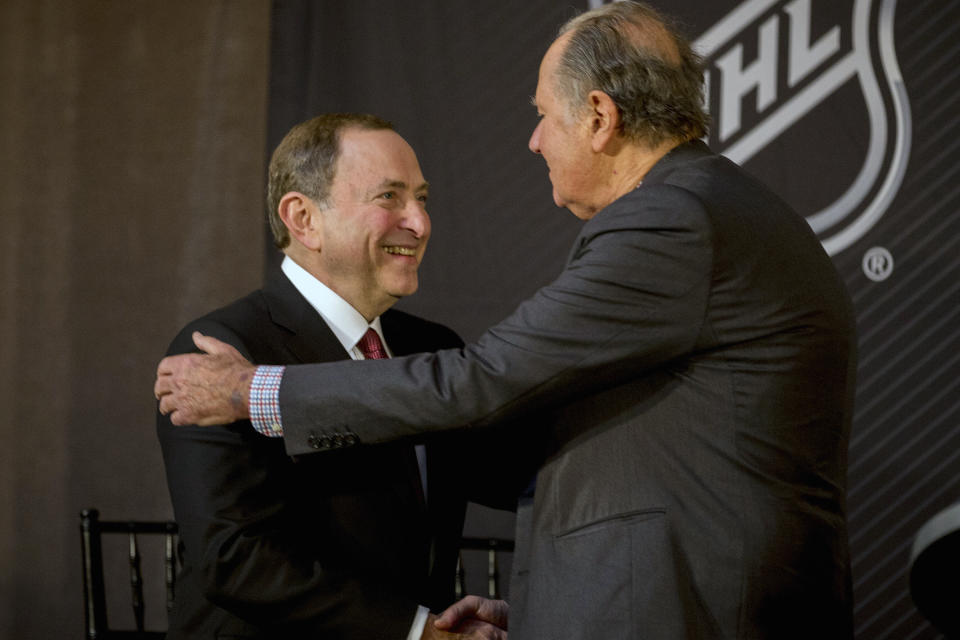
[{"xmin": 277, "ymin": 140, "xmax": 857, "ymax": 639}]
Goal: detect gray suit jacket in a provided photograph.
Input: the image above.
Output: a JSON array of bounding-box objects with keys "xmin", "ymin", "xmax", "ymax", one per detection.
[{"xmin": 278, "ymin": 141, "xmax": 857, "ymax": 639}]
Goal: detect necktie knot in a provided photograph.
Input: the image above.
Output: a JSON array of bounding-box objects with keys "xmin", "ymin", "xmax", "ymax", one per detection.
[{"xmin": 357, "ymin": 328, "xmax": 389, "ymax": 360}]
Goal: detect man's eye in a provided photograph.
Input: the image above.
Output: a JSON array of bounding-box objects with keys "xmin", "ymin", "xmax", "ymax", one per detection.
[
  {"xmin": 380, "ymin": 192, "xmax": 394, "ymax": 200},
  {"xmin": 417, "ymin": 194, "xmax": 428, "ymax": 203}
]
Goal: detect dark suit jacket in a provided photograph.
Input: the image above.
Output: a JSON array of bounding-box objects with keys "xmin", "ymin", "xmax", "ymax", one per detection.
[
  {"xmin": 277, "ymin": 141, "xmax": 858, "ymax": 639},
  {"xmin": 157, "ymin": 270, "xmax": 470, "ymax": 639}
]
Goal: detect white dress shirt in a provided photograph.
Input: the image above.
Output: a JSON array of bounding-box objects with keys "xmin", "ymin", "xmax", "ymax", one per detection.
[{"xmin": 281, "ymin": 256, "xmax": 431, "ymax": 640}]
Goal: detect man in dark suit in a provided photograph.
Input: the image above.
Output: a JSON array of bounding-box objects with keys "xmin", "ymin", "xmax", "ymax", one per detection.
[
  {"xmin": 158, "ymin": 113, "xmax": 507, "ymax": 640},
  {"xmin": 157, "ymin": 3, "xmax": 858, "ymax": 638}
]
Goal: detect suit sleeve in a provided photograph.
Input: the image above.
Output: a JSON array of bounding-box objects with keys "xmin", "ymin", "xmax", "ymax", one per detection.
[
  {"xmin": 279, "ymin": 186, "xmax": 714, "ymax": 455},
  {"xmin": 157, "ymin": 320, "xmax": 420, "ymax": 637}
]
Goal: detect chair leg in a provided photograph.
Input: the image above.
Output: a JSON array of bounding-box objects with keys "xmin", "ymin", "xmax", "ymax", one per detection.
[
  {"xmin": 127, "ymin": 530, "xmax": 145, "ymax": 631},
  {"xmin": 487, "ymin": 546, "xmax": 500, "ymax": 599},
  {"xmin": 164, "ymin": 529, "xmax": 177, "ymax": 615},
  {"xmin": 455, "ymin": 552, "xmax": 466, "ymax": 600},
  {"xmin": 80, "ymin": 509, "xmax": 108, "ymax": 639}
]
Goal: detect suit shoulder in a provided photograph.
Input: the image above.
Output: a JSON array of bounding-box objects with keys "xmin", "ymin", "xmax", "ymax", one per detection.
[
  {"xmin": 383, "ymin": 308, "xmax": 463, "ymax": 349},
  {"xmin": 165, "ymin": 289, "xmax": 268, "ymax": 357}
]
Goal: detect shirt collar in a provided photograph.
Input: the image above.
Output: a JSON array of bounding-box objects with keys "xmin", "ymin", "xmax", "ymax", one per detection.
[{"xmin": 280, "ymin": 256, "xmax": 390, "ymax": 358}]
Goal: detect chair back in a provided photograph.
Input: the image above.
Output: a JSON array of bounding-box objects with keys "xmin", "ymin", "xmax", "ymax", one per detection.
[
  {"xmin": 455, "ymin": 537, "xmax": 514, "ymax": 600},
  {"xmin": 79, "ymin": 508, "xmax": 178, "ymax": 639}
]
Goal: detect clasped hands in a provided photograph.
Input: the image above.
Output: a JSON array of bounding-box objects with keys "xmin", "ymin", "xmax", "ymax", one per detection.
[
  {"xmin": 426, "ymin": 596, "xmax": 509, "ymax": 640},
  {"xmin": 155, "ymin": 332, "xmax": 255, "ymax": 426}
]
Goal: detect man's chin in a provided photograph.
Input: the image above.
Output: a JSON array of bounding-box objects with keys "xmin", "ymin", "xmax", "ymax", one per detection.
[
  {"xmin": 552, "ymin": 186, "xmax": 566, "ymax": 208},
  {"xmin": 386, "ymin": 280, "xmax": 419, "ymax": 300}
]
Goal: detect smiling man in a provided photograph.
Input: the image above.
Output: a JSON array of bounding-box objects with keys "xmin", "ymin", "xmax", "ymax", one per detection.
[
  {"xmin": 157, "ymin": 3, "xmax": 857, "ymax": 638},
  {"xmin": 156, "ymin": 113, "xmax": 504, "ymax": 640}
]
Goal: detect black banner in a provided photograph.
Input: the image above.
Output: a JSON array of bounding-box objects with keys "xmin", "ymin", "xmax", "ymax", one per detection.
[{"xmin": 268, "ymin": 1, "xmax": 960, "ymax": 636}]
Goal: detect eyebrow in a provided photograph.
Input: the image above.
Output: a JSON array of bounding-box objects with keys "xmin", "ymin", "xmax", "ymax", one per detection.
[
  {"xmin": 530, "ymin": 95, "xmax": 544, "ymax": 115},
  {"xmin": 369, "ymin": 179, "xmax": 429, "ymax": 197}
]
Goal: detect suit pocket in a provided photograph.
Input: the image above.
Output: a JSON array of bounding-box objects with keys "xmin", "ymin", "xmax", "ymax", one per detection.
[
  {"xmin": 524, "ymin": 509, "xmax": 687, "ymax": 640},
  {"xmin": 553, "ymin": 508, "xmax": 667, "ymax": 636},
  {"xmin": 554, "ymin": 507, "xmax": 665, "ymax": 539}
]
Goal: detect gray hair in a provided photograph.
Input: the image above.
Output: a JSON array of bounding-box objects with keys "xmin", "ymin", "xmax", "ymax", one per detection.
[
  {"xmin": 266, "ymin": 113, "xmax": 393, "ymax": 249},
  {"xmin": 555, "ymin": 1, "xmax": 709, "ymax": 146}
]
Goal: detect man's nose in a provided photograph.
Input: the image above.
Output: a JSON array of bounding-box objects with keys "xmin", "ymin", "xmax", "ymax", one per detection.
[
  {"xmin": 528, "ymin": 120, "xmax": 543, "ymax": 154},
  {"xmin": 399, "ymin": 200, "xmax": 430, "ymax": 238}
]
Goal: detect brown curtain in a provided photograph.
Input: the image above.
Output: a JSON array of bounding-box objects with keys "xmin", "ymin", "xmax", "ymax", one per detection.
[{"xmin": 0, "ymin": 1, "xmax": 270, "ymax": 636}]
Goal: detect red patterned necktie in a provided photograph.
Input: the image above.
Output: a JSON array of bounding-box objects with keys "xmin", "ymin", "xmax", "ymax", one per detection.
[{"xmin": 357, "ymin": 328, "xmax": 389, "ymax": 360}]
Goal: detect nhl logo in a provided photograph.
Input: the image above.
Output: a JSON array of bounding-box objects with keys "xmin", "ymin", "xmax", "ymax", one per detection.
[
  {"xmin": 696, "ymin": 0, "xmax": 911, "ymax": 255},
  {"xmin": 590, "ymin": 0, "xmax": 911, "ymax": 256}
]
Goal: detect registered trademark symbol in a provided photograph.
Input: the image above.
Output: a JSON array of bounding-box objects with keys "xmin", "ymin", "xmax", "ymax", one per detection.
[{"xmin": 862, "ymin": 246, "xmax": 894, "ymax": 282}]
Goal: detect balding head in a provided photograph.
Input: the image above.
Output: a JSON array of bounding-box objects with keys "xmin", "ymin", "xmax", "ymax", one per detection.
[{"xmin": 552, "ymin": 1, "xmax": 708, "ymax": 147}]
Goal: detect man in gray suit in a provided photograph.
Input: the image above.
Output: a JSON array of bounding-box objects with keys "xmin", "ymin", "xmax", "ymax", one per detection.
[{"xmin": 157, "ymin": 2, "xmax": 857, "ymax": 638}]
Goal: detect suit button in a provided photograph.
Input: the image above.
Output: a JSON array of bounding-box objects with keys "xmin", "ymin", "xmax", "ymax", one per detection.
[
  {"xmin": 344, "ymin": 432, "xmax": 358, "ymax": 446},
  {"xmin": 307, "ymin": 434, "xmax": 321, "ymax": 449},
  {"xmin": 331, "ymin": 434, "xmax": 344, "ymax": 448},
  {"xmin": 318, "ymin": 435, "xmax": 332, "ymax": 449}
]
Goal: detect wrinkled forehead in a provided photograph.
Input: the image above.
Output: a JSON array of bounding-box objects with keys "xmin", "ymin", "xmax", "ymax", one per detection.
[{"xmin": 534, "ymin": 34, "xmax": 570, "ymax": 104}]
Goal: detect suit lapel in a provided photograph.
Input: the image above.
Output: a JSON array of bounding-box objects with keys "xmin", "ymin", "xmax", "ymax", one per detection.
[
  {"xmin": 266, "ymin": 274, "xmax": 430, "ymax": 515},
  {"xmin": 261, "ymin": 270, "xmax": 346, "ymax": 365}
]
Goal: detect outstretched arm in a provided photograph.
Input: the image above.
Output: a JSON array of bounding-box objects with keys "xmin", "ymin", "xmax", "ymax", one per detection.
[
  {"xmin": 155, "ymin": 194, "xmax": 711, "ymax": 453},
  {"xmin": 277, "ymin": 198, "xmax": 711, "ymax": 455}
]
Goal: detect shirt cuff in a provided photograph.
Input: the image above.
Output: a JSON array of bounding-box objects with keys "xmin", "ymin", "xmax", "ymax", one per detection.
[
  {"xmin": 407, "ymin": 606, "xmax": 430, "ymax": 640},
  {"xmin": 249, "ymin": 365, "xmax": 285, "ymax": 437}
]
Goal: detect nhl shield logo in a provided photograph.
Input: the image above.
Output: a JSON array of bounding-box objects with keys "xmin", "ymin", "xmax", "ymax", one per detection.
[{"xmin": 591, "ymin": 0, "xmax": 911, "ymax": 256}]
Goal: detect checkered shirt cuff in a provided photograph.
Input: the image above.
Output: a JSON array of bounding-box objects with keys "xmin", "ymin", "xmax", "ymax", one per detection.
[{"xmin": 249, "ymin": 365, "xmax": 285, "ymax": 438}]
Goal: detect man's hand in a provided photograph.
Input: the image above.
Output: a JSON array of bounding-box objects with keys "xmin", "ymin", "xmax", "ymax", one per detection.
[
  {"xmin": 155, "ymin": 332, "xmax": 255, "ymax": 426},
  {"xmin": 425, "ymin": 596, "xmax": 508, "ymax": 639},
  {"xmin": 420, "ymin": 609, "xmax": 507, "ymax": 640}
]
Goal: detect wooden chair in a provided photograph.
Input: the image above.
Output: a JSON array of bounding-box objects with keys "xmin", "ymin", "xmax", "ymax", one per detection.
[
  {"xmin": 79, "ymin": 508, "xmax": 178, "ymax": 639},
  {"xmin": 455, "ymin": 537, "xmax": 515, "ymax": 599},
  {"xmin": 80, "ymin": 509, "xmax": 509, "ymax": 635}
]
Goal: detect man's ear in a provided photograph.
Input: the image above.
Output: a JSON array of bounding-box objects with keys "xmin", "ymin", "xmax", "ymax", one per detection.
[
  {"xmin": 277, "ymin": 192, "xmax": 322, "ymax": 251},
  {"xmin": 587, "ymin": 90, "xmax": 621, "ymax": 153}
]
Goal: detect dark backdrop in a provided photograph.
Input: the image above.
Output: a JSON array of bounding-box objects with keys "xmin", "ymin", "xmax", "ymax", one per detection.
[
  {"xmin": 0, "ymin": 1, "xmax": 955, "ymax": 638},
  {"xmin": 0, "ymin": 1, "xmax": 270, "ymax": 638},
  {"xmin": 268, "ymin": 1, "xmax": 959, "ymax": 638}
]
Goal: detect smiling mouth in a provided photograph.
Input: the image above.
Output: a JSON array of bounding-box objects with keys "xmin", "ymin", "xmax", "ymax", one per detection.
[{"xmin": 383, "ymin": 246, "xmax": 416, "ymax": 257}]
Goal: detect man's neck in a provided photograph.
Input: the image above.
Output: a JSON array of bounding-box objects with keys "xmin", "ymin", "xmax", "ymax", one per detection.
[
  {"xmin": 279, "ymin": 255, "xmax": 389, "ymax": 355},
  {"xmin": 282, "ymin": 250, "xmax": 390, "ymax": 321},
  {"xmin": 606, "ymin": 137, "xmax": 682, "ymax": 201}
]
